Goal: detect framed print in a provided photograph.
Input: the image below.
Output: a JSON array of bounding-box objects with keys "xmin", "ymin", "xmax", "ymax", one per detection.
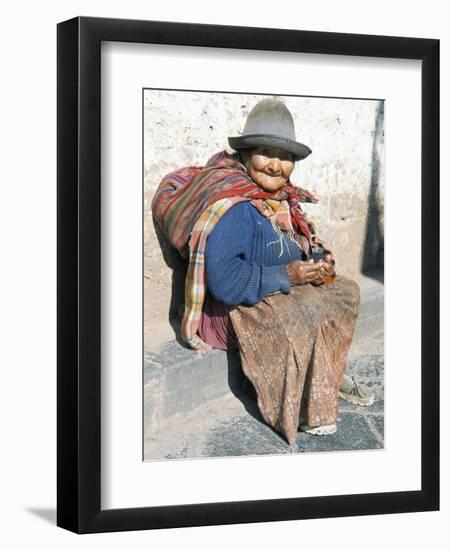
[{"xmin": 57, "ymin": 16, "xmax": 439, "ymax": 533}]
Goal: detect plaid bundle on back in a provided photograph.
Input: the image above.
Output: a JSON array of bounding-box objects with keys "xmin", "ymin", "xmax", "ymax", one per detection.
[{"xmin": 152, "ymin": 150, "xmax": 324, "ymax": 352}]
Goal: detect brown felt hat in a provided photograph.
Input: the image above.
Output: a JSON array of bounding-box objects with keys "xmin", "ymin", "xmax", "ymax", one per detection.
[{"xmin": 228, "ymin": 98, "xmax": 312, "ymax": 161}]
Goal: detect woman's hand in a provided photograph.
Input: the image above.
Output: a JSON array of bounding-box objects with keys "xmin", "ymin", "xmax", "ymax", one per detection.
[
  {"xmin": 323, "ymin": 250, "xmax": 335, "ymax": 266},
  {"xmin": 311, "ymin": 259, "xmax": 336, "ymax": 286},
  {"xmin": 285, "ymin": 260, "xmax": 323, "ymax": 286}
]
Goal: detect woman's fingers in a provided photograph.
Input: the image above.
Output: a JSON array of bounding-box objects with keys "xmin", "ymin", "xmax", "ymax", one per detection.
[
  {"xmin": 310, "ymin": 265, "xmax": 326, "ymax": 281},
  {"xmin": 294, "ymin": 259, "xmax": 335, "ymax": 286},
  {"xmin": 302, "ymin": 263, "xmax": 321, "ymax": 273},
  {"xmin": 293, "ymin": 261, "xmax": 318, "ymax": 273},
  {"xmin": 303, "ymin": 266, "xmax": 322, "ymax": 281},
  {"xmin": 322, "ymin": 262, "xmax": 335, "ymax": 276},
  {"xmin": 286, "ymin": 260, "xmax": 328, "ymax": 286}
]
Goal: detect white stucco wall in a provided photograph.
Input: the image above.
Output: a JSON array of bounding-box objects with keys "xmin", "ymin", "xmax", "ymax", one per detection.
[{"xmin": 143, "ymin": 90, "xmax": 384, "ymax": 348}]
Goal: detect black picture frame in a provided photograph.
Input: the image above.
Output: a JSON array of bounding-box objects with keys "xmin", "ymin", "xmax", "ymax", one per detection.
[{"xmin": 57, "ymin": 16, "xmax": 439, "ymax": 534}]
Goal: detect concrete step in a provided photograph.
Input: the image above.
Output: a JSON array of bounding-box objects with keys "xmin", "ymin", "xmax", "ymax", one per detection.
[
  {"xmin": 144, "ymin": 271, "xmax": 384, "ymax": 437},
  {"xmin": 144, "ymin": 345, "xmax": 243, "ymax": 437},
  {"xmin": 144, "ymin": 331, "xmax": 384, "ymax": 460}
]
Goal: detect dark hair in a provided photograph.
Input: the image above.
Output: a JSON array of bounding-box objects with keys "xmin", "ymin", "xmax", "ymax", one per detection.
[
  {"xmin": 239, "ymin": 147, "xmax": 294, "ymax": 165},
  {"xmin": 239, "ymin": 149, "xmax": 251, "ymax": 164}
]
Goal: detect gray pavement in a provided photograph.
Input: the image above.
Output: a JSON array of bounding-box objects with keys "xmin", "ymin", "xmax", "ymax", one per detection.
[{"xmin": 144, "ymin": 272, "xmax": 384, "ymax": 460}]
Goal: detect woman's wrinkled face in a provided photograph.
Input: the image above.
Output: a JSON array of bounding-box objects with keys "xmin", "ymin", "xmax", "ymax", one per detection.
[{"xmin": 243, "ymin": 146, "xmax": 295, "ymax": 192}]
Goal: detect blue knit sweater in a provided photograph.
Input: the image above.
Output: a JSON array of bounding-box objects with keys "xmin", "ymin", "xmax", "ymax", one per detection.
[{"xmin": 205, "ymin": 201, "xmax": 305, "ymax": 306}]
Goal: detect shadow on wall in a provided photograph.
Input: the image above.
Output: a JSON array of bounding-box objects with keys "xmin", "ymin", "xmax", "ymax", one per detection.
[
  {"xmin": 153, "ymin": 219, "xmax": 189, "ymax": 346},
  {"xmin": 361, "ymin": 101, "xmax": 384, "ymax": 279}
]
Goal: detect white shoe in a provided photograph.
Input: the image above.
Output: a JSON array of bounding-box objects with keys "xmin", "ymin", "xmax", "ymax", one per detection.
[
  {"xmin": 299, "ymin": 423, "xmax": 337, "ymax": 436},
  {"xmin": 339, "ymin": 375, "xmax": 375, "ymax": 407}
]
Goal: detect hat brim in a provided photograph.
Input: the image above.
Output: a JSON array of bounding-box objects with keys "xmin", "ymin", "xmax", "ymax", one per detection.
[{"xmin": 228, "ymin": 134, "xmax": 312, "ymax": 161}]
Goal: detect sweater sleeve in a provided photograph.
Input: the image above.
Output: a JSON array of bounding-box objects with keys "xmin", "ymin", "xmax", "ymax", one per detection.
[{"xmin": 205, "ymin": 202, "xmax": 291, "ymax": 306}]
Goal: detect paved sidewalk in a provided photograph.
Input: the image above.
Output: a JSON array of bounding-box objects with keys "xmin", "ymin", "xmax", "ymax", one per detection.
[{"xmin": 144, "ymin": 272, "xmax": 384, "ymax": 460}]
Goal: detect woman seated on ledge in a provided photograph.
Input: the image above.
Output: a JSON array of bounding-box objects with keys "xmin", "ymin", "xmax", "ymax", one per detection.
[{"xmin": 152, "ymin": 98, "xmax": 374, "ymax": 445}]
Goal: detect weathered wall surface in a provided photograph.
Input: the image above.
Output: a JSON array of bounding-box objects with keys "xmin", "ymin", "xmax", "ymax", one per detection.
[{"xmin": 143, "ymin": 90, "xmax": 384, "ymax": 350}]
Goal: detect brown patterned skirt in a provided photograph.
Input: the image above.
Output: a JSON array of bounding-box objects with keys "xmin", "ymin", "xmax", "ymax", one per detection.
[{"xmin": 229, "ymin": 275, "xmax": 360, "ymax": 445}]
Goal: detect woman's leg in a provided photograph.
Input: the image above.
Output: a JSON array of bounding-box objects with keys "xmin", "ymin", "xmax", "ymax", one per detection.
[
  {"xmin": 298, "ymin": 276, "xmax": 361, "ymax": 429},
  {"xmin": 229, "ymin": 275, "xmax": 360, "ymax": 444}
]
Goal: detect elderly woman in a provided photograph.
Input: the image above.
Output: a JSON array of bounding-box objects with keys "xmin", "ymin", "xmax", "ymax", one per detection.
[{"xmin": 152, "ymin": 98, "xmax": 373, "ymax": 445}]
